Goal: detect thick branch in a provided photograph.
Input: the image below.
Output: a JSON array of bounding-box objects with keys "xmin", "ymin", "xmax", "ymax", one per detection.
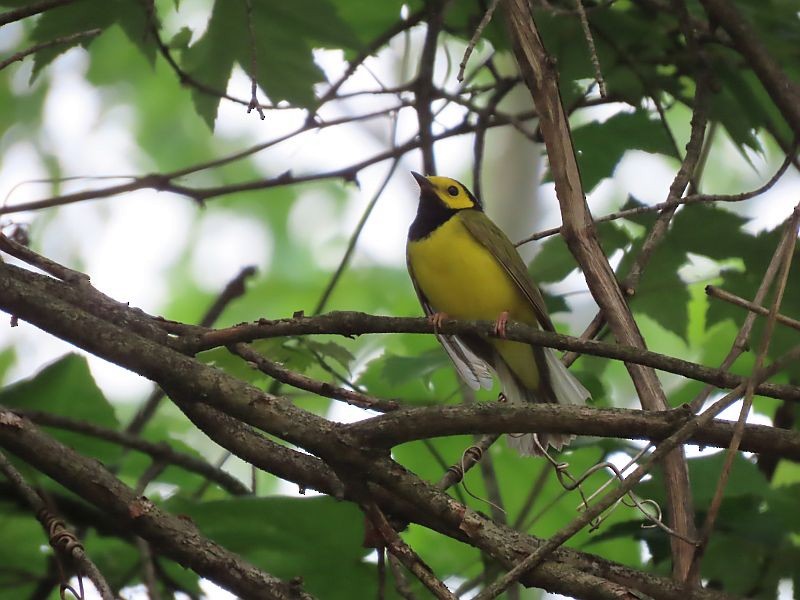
[
  {"xmin": 345, "ymin": 403, "xmax": 800, "ymax": 459},
  {"xmin": 190, "ymin": 312, "xmax": 800, "ymax": 403},
  {"xmin": 0, "ymin": 412, "xmax": 314, "ymax": 600}
]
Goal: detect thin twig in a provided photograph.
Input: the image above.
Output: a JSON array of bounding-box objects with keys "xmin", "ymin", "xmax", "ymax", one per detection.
[
  {"xmin": 136, "ymin": 537, "xmax": 163, "ymax": 600},
  {"xmin": 0, "ymin": 0, "xmax": 74, "ymax": 26},
  {"xmin": 362, "ymin": 502, "xmax": 456, "ymax": 599},
  {"xmin": 0, "ymin": 233, "xmax": 89, "ymax": 283},
  {"xmin": 517, "ymin": 147, "xmax": 793, "ymax": 245},
  {"xmin": 574, "ymin": 0, "xmax": 606, "ymax": 97},
  {"xmin": 189, "ymin": 313, "xmax": 800, "ymax": 403},
  {"xmin": 0, "ymin": 109, "xmax": 536, "ymax": 215},
  {"xmin": 230, "ymin": 343, "xmax": 399, "ymax": 412},
  {"xmin": 313, "ymin": 155, "xmax": 401, "ymax": 315},
  {"xmin": 687, "ymin": 206, "xmax": 800, "ymax": 583},
  {"xmin": 0, "ymin": 29, "xmax": 101, "ymax": 72},
  {"xmin": 689, "ymin": 204, "xmax": 800, "ymax": 412},
  {"xmin": 472, "ymin": 77, "xmax": 516, "ymax": 199},
  {"xmin": 312, "ymin": 8, "xmax": 426, "ymax": 113},
  {"xmin": 388, "ymin": 554, "xmax": 418, "ymax": 600},
  {"xmin": 706, "ymin": 285, "xmax": 800, "ymax": 333},
  {"xmin": 457, "ymin": 0, "xmax": 501, "ymax": 82},
  {"xmin": 243, "ymin": 0, "xmax": 265, "ymax": 120},
  {"xmin": 21, "ymin": 410, "xmax": 249, "ymax": 495},
  {"xmin": 416, "ymin": 1, "xmax": 446, "ymax": 174}
]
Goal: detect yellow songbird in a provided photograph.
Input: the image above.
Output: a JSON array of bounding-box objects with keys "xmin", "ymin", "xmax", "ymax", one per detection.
[{"xmin": 406, "ymin": 172, "xmax": 590, "ymax": 455}]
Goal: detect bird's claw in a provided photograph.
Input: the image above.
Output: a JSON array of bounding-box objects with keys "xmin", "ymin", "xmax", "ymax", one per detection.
[
  {"xmin": 429, "ymin": 312, "xmax": 449, "ymax": 333},
  {"xmin": 494, "ymin": 310, "xmax": 510, "ymax": 337}
]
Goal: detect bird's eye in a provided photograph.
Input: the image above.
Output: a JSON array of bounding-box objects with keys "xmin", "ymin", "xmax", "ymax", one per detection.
[{"xmin": 447, "ymin": 186, "xmax": 459, "ymax": 196}]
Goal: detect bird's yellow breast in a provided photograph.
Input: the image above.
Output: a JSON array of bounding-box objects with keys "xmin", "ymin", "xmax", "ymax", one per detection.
[{"xmin": 407, "ymin": 214, "xmax": 536, "ymax": 324}]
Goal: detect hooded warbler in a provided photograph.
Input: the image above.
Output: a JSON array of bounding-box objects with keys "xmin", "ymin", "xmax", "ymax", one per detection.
[{"xmin": 406, "ymin": 172, "xmax": 590, "ymax": 455}]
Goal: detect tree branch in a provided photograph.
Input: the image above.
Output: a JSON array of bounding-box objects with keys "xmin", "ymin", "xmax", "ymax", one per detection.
[
  {"xmin": 18, "ymin": 409, "xmax": 250, "ymax": 496},
  {"xmin": 0, "ymin": 29, "xmax": 101, "ymax": 72},
  {"xmin": 699, "ymin": 0, "xmax": 800, "ymax": 138},
  {"xmin": 502, "ymin": 0, "xmax": 696, "ymax": 575},
  {"xmin": 0, "ymin": 0, "xmax": 74, "ymax": 26},
  {"xmin": 345, "ymin": 403, "xmax": 800, "ymax": 460},
  {"xmin": 189, "ymin": 312, "xmax": 800, "ymax": 403},
  {"xmin": 0, "ymin": 412, "xmax": 314, "ymax": 600},
  {"xmin": 0, "ymin": 449, "xmax": 115, "ymax": 600},
  {"xmin": 0, "ymin": 257, "xmax": 749, "ymax": 600}
]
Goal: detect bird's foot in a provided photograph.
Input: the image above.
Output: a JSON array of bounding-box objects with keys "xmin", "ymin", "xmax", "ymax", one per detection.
[
  {"xmin": 493, "ymin": 310, "xmax": 510, "ymax": 337},
  {"xmin": 428, "ymin": 311, "xmax": 449, "ymax": 332}
]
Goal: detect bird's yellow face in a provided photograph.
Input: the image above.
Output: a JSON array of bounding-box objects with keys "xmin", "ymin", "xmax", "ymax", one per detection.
[{"xmin": 411, "ymin": 172, "xmax": 482, "ymax": 211}]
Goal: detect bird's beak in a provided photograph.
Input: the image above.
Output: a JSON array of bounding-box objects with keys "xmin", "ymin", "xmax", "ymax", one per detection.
[{"xmin": 411, "ymin": 171, "xmax": 432, "ymax": 191}]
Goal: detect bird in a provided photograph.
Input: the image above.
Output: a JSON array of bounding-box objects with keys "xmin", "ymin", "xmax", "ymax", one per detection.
[{"xmin": 406, "ymin": 172, "xmax": 590, "ymax": 455}]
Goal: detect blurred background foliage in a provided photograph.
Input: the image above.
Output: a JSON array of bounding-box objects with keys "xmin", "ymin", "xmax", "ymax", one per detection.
[{"xmin": 0, "ymin": 0, "xmax": 799, "ymax": 598}]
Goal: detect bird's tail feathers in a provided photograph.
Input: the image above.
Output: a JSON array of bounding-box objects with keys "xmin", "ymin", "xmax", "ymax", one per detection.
[
  {"xmin": 544, "ymin": 348, "xmax": 591, "ymax": 406},
  {"xmin": 499, "ymin": 350, "xmax": 590, "ymax": 456}
]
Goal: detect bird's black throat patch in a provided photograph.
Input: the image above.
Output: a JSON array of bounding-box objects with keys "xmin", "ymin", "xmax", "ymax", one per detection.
[{"xmin": 408, "ymin": 188, "xmax": 479, "ymax": 241}]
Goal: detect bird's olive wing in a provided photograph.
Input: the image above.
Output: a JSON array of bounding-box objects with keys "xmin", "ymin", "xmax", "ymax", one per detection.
[{"xmin": 460, "ymin": 209, "xmax": 555, "ymax": 332}]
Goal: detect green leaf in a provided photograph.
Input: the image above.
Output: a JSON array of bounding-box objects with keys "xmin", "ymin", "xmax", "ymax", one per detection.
[
  {"xmin": 529, "ymin": 221, "xmax": 629, "ymax": 291},
  {"xmin": 572, "ymin": 110, "xmax": 676, "ymax": 193},
  {"xmin": 622, "ymin": 237, "xmax": 689, "ymax": 339},
  {"xmin": 182, "ymin": 0, "xmax": 362, "ymax": 128},
  {"xmin": 332, "ymin": 0, "xmax": 413, "ymax": 50},
  {"xmin": 707, "ymin": 44, "xmax": 786, "ymax": 154},
  {"xmin": 616, "ymin": 203, "xmax": 757, "ymax": 340},
  {"xmin": 0, "ymin": 347, "xmax": 15, "ymax": 384},
  {"xmin": 29, "ymin": 0, "xmax": 153, "ymax": 81},
  {"xmin": 0, "ymin": 510, "xmax": 49, "ymax": 584},
  {"xmin": 382, "ymin": 348, "xmax": 449, "ymax": 386},
  {"xmin": 82, "ymin": 534, "xmax": 139, "ymax": 591},
  {"xmin": 303, "ymin": 339, "xmax": 355, "ymax": 373},
  {"xmin": 617, "ymin": 195, "xmax": 658, "ymax": 229},
  {"xmin": 671, "ymin": 204, "xmax": 751, "ymax": 262},
  {"xmin": 168, "ymin": 26, "xmax": 193, "ymax": 50},
  {"xmin": 706, "ymin": 222, "xmax": 800, "ymax": 379},
  {"xmin": 597, "ymin": 220, "xmax": 633, "ymax": 256},
  {"xmin": 158, "ymin": 556, "xmax": 202, "ymax": 596},
  {"xmin": 529, "ymin": 235, "xmax": 576, "ymax": 284},
  {"xmin": 542, "ymin": 289, "xmax": 569, "ymax": 315},
  {"xmin": 638, "ymin": 452, "xmax": 768, "ymax": 507},
  {"xmin": 0, "ymin": 355, "xmax": 121, "ymax": 463},
  {"xmin": 358, "ymin": 344, "xmax": 457, "ymax": 405},
  {"xmin": 165, "ymin": 496, "xmax": 379, "ymax": 599}
]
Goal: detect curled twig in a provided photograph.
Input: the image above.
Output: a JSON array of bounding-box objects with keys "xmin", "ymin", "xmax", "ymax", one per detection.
[
  {"xmin": 0, "ymin": 451, "xmax": 114, "ymax": 600},
  {"xmin": 457, "ymin": 445, "xmax": 506, "ymax": 516}
]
